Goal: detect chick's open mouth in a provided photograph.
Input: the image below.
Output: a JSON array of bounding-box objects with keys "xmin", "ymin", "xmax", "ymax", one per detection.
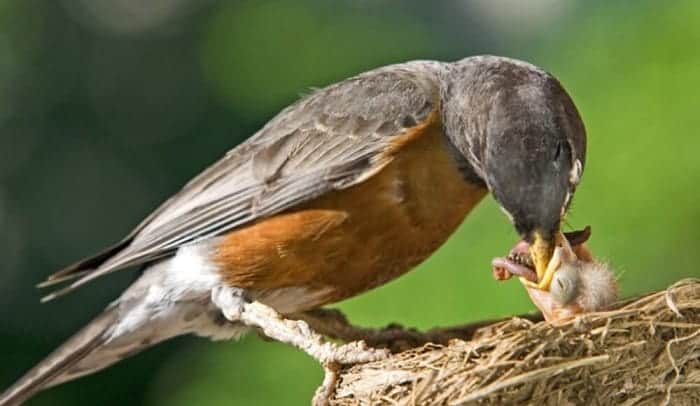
[{"xmin": 491, "ymin": 226, "xmax": 592, "ymax": 285}]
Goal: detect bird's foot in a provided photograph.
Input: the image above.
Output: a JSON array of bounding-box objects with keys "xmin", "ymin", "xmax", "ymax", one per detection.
[
  {"xmin": 211, "ymin": 285, "xmax": 247, "ymax": 320},
  {"xmin": 212, "ymin": 288, "xmax": 388, "ymax": 404}
]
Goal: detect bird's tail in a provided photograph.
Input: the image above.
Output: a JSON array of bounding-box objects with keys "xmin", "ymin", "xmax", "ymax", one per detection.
[
  {"xmin": 0, "ymin": 306, "xmax": 122, "ymax": 406},
  {"xmin": 1, "ymin": 252, "xmax": 245, "ymax": 405},
  {"xmin": 0, "ymin": 294, "xmax": 197, "ymax": 406}
]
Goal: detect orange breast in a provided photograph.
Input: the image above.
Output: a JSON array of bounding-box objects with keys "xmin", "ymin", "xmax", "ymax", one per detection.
[{"xmin": 214, "ymin": 114, "xmax": 487, "ymax": 311}]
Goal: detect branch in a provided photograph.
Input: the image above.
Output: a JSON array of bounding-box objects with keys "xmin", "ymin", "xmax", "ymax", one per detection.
[{"xmin": 302, "ymin": 279, "xmax": 700, "ymax": 405}]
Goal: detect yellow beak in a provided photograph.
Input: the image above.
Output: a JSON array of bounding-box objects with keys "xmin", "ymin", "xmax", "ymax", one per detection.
[{"xmin": 529, "ymin": 231, "xmax": 555, "ymax": 290}]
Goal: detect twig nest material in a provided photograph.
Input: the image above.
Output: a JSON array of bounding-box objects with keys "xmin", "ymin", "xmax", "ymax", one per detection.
[{"xmin": 330, "ymin": 279, "xmax": 700, "ymax": 405}]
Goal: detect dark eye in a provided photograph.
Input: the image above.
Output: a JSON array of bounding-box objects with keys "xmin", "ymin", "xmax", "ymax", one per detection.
[
  {"xmin": 557, "ymin": 279, "xmax": 565, "ymax": 289},
  {"xmin": 553, "ymin": 141, "xmax": 563, "ymax": 161}
]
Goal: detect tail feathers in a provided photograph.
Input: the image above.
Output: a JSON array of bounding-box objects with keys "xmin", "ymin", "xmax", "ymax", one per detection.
[
  {"xmin": 37, "ymin": 238, "xmax": 133, "ymax": 290},
  {"xmin": 0, "ymin": 308, "xmax": 119, "ymax": 406}
]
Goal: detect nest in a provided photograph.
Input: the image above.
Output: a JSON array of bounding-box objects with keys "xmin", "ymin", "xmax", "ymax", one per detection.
[{"xmin": 328, "ymin": 279, "xmax": 700, "ymax": 405}]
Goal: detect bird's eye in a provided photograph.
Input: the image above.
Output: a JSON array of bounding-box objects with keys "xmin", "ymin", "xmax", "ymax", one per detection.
[
  {"xmin": 551, "ymin": 266, "xmax": 580, "ymax": 305},
  {"xmin": 553, "ymin": 141, "xmax": 563, "ymax": 161}
]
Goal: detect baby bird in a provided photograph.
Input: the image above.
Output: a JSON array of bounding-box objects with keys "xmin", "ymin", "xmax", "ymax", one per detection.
[{"xmin": 492, "ymin": 227, "xmax": 618, "ymax": 323}]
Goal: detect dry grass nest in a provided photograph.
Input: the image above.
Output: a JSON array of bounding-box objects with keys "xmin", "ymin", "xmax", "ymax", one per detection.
[{"xmin": 328, "ymin": 278, "xmax": 700, "ymax": 406}]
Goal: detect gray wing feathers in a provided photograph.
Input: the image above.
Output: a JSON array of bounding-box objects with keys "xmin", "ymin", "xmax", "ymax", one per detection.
[{"xmin": 41, "ymin": 61, "xmax": 443, "ymax": 300}]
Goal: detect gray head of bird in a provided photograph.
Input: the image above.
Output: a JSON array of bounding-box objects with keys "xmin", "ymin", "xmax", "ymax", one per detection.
[{"xmin": 444, "ymin": 56, "xmax": 587, "ymax": 284}]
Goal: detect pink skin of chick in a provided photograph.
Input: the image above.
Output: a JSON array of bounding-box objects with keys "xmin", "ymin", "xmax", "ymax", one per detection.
[{"xmin": 492, "ymin": 233, "xmax": 618, "ymax": 323}]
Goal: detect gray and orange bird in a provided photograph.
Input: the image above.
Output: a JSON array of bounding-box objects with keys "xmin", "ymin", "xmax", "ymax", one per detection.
[{"xmin": 0, "ymin": 55, "xmax": 586, "ymax": 405}]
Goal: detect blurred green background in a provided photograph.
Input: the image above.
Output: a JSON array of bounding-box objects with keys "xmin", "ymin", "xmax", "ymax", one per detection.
[{"xmin": 1, "ymin": 0, "xmax": 698, "ymax": 404}]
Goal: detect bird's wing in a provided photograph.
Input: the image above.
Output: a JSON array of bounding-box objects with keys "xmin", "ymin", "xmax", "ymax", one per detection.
[{"xmin": 41, "ymin": 61, "xmax": 443, "ymax": 300}]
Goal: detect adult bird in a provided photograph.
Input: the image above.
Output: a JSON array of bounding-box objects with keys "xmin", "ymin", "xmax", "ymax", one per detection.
[{"xmin": 0, "ymin": 55, "xmax": 586, "ymax": 405}]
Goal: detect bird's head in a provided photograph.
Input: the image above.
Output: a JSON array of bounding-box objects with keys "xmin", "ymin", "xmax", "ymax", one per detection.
[{"xmin": 443, "ymin": 56, "xmax": 586, "ymax": 287}]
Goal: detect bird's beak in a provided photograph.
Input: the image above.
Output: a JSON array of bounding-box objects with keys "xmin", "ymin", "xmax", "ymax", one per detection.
[{"xmin": 529, "ymin": 231, "xmax": 556, "ymax": 290}]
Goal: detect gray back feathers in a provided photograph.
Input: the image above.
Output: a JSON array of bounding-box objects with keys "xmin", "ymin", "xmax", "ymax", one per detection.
[{"xmin": 42, "ymin": 60, "xmax": 444, "ymax": 300}]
